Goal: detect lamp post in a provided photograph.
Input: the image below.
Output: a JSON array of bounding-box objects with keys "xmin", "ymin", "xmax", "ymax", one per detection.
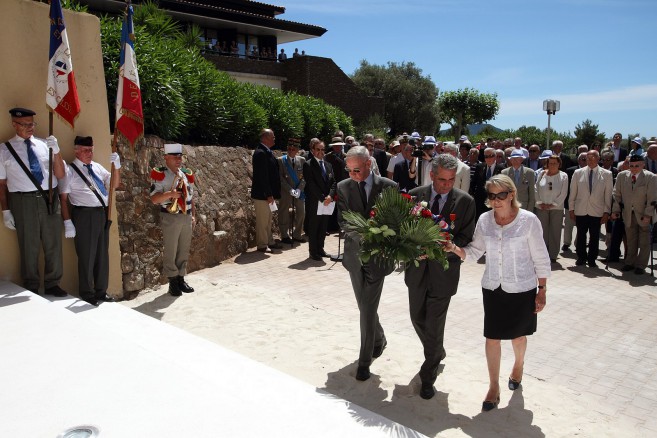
[{"xmin": 543, "ymin": 99, "xmax": 560, "ymax": 150}]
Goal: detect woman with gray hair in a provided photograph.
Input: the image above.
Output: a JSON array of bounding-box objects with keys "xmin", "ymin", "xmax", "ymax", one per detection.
[{"xmin": 446, "ymin": 174, "xmax": 550, "ymax": 412}]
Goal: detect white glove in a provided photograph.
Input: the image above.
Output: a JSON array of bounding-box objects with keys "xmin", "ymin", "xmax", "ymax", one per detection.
[
  {"xmin": 110, "ymin": 152, "xmax": 121, "ymax": 169},
  {"xmin": 64, "ymin": 219, "xmax": 76, "ymax": 238},
  {"xmin": 46, "ymin": 135, "xmax": 60, "ymax": 154},
  {"xmin": 3, "ymin": 210, "xmax": 16, "ymax": 230},
  {"xmin": 289, "ymin": 188, "xmax": 296, "ymax": 197}
]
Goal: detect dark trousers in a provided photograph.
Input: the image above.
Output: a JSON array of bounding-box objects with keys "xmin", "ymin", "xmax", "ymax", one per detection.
[
  {"xmin": 576, "ymin": 215, "xmax": 601, "ymax": 262},
  {"xmin": 72, "ymin": 207, "xmax": 109, "ymax": 301},
  {"xmin": 306, "ymin": 209, "xmax": 328, "ymax": 257},
  {"xmin": 349, "ymin": 268, "xmax": 386, "ymax": 367},
  {"xmin": 607, "ymin": 218, "xmax": 625, "ymax": 261},
  {"xmin": 9, "ymin": 191, "xmax": 62, "ymax": 291}
]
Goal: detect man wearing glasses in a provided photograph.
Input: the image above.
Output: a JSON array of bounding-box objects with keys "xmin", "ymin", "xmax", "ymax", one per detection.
[
  {"xmin": 1, "ymin": 107, "xmax": 67, "ymax": 297},
  {"xmin": 472, "ymin": 147, "xmax": 504, "ymax": 220},
  {"xmin": 524, "ymin": 144, "xmax": 542, "ymax": 171},
  {"xmin": 337, "ymin": 146, "xmax": 397, "ymax": 382},
  {"xmin": 611, "ymin": 155, "xmax": 657, "ymax": 274},
  {"xmin": 569, "ymin": 150, "xmax": 613, "ymax": 268}
]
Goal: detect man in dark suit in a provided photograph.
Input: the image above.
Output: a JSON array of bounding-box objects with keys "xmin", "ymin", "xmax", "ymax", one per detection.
[
  {"xmin": 472, "ymin": 147, "xmax": 504, "ymax": 220},
  {"xmin": 372, "ymin": 138, "xmax": 389, "ymax": 175},
  {"xmin": 337, "ymin": 145, "xmax": 397, "ymax": 381},
  {"xmin": 303, "ymin": 139, "xmax": 336, "ymax": 260},
  {"xmin": 251, "ymin": 128, "xmax": 282, "ymax": 252},
  {"xmin": 610, "ymin": 132, "xmax": 628, "ymax": 167},
  {"xmin": 552, "ymin": 140, "xmax": 574, "ymax": 171},
  {"xmin": 523, "ymin": 144, "xmax": 542, "ymax": 171},
  {"xmin": 405, "ymin": 154, "xmax": 476, "ymax": 399},
  {"xmin": 393, "ymin": 141, "xmax": 418, "ymax": 192},
  {"xmin": 325, "ymin": 137, "xmax": 347, "ymax": 232}
]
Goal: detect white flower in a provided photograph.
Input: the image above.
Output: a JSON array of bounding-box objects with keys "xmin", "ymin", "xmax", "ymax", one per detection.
[{"xmin": 420, "ymin": 201, "xmax": 428, "ymax": 208}]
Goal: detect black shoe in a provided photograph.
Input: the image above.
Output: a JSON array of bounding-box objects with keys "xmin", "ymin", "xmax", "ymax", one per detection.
[
  {"xmin": 508, "ymin": 377, "xmax": 522, "ymax": 391},
  {"xmin": 281, "ymin": 237, "xmax": 293, "ymax": 244},
  {"xmin": 309, "ymin": 254, "xmax": 322, "ymax": 261},
  {"xmin": 588, "ymin": 260, "xmax": 598, "ymax": 268},
  {"xmin": 269, "ymin": 243, "xmax": 283, "ymax": 250},
  {"xmin": 372, "ymin": 340, "xmax": 387, "ymax": 359},
  {"xmin": 96, "ymin": 293, "xmax": 116, "ymax": 303},
  {"xmin": 550, "ymin": 258, "xmax": 557, "ymax": 263},
  {"xmin": 575, "ymin": 259, "xmax": 586, "ymax": 266},
  {"xmin": 355, "ymin": 366, "xmax": 371, "ymax": 381},
  {"xmin": 634, "ymin": 268, "xmax": 645, "ymax": 275},
  {"xmin": 256, "ymin": 247, "xmax": 269, "ymax": 253},
  {"xmin": 420, "ymin": 382, "xmax": 435, "ymax": 400},
  {"xmin": 45, "ymin": 285, "xmax": 67, "ymax": 297},
  {"xmin": 178, "ymin": 276, "xmax": 195, "ymax": 293},
  {"xmin": 620, "ymin": 265, "xmax": 634, "ymax": 272},
  {"xmin": 482, "ymin": 395, "xmax": 500, "ymax": 412},
  {"xmin": 293, "ymin": 237, "xmax": 307, "ymax": 243},
  {"xmin": 561, "ymin": 245, "xmax": 570, "ymax": 251},
  {"xmin": 168, "ymin": 278, "xmax": 182, "ymax": 297}
]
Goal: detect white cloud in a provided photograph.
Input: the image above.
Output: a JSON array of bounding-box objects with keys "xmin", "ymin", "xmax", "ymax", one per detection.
[{"xmin": 501, "ymin": 84, "xmax": 657, "ymax": 115}]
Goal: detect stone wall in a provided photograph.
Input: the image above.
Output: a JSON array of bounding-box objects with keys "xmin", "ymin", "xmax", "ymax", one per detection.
[{"xmin": 116, "ymin": 137, "xmax": 259, "ymax": 295}]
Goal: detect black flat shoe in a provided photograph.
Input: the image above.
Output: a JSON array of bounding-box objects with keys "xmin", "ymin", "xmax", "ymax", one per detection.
[
  {"xmin": 482, "ymin": 395, "xmax": 500, "ymax": 412},
  {"xmin": 420, "ymin": 382, "xmax": 435, "ymax": 400},
  {"xmin": 355, "ymin": 366, "xmax": 370, "ymax": 381},
  {"xmin": 508, "ymin": 377, "xmax": 521, "ymax": 391},
  {"xmin": 96, "ymin": 293, "xmax": 116, "ymax": 303},
  {"xmin": 45, "ymin": 286, "xmax": 67, "ymax": 297}
]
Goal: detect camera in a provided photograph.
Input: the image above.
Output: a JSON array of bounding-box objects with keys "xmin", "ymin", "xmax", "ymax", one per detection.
[
  {"xmin": 410, "ymin": 138, "xmax": 425, "ymax": 157},
  {"xmin": 412, "ymin": 141, "xmax": 433, "ymax": 158}
]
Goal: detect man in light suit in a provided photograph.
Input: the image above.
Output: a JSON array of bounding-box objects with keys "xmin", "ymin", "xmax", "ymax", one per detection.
[
  {"xmin": 278, "ymin": 138, "xmax": 306, "ymax": 244},
  {"xmin": 303, "ymin": 139, "xmax": 336, "ymax": 260},
  {"xmin": 611, "ymin": 155, "xmax": 657, "ymax": 274},
  {"xmin": 569, "ymin": 150, "xmax": 613, "ymax": 267},
  {"xmin": 443, "ymin": 142, "xmax": 471, "ymax": 193},
  {"xmin": 502, "ymin": 149, "xmax": 536, "ymax": 211},
  {"xmin": 405, "ymin": 154, "xmax": 476, "ymax": 399},
  {"xmin": 337, "ymin": 145, "xmax": 397, "ymax": 381}
]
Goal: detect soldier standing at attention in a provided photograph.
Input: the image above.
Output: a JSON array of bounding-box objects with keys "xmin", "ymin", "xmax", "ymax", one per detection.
[{"xmin": 150, "ymin": 143, "xmax": 196, "ymax": 296}]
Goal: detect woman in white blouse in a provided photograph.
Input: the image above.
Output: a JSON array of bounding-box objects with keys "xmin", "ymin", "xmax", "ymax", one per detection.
[
  {"xmin": 446, "ymin": 174, "xmax": 551, "ymax": 412},
  {"xmin": 535, "ymin": 155, "xmax": 569, "ymax": 262}
]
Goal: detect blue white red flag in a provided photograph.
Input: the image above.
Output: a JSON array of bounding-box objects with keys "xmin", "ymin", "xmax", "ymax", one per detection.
[
  {"xmin": 47, "ymin": 0, "xmax": 81, "ymax": 127},
  {"xmin": 116, "ymin": 3, "xmax": 144, "ymax": 147}
]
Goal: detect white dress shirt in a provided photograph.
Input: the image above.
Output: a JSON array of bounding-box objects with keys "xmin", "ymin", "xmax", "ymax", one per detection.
[
  {"xmin": 0, "ymin": 135, "xmax": 58, "ymax": 191},
  {"xmin": 60, "ymin": 159, "xmax": 110, "ymax": 207},
  {"xmin": 464, "ymin": 209, "xmax": 551, "ymax": 293}
]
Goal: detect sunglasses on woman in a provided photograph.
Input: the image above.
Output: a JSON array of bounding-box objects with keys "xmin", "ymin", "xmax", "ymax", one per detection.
[{"xmin": 487, "ymin": 191, "xmax": 510, "ymax": 201}]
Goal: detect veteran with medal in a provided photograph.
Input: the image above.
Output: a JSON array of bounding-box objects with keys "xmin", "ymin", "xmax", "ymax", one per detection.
[{"xmin": 150, "ymin": 143, "xmax": 196, "ymax": 296}]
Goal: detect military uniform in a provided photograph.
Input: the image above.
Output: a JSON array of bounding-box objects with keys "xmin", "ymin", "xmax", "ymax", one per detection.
[
  {"xmin": 1, "ymin": 107, "xmax": 66, "ymax": 296},
  {"xmin": 150, "ymin": 143, "xmax": 195, "ymax": 295}
]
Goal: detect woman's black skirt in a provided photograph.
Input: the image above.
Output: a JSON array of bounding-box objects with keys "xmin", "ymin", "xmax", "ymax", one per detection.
[{"xmin": 483, "ymin": 286, "xmax": 537, "ymax": 339}]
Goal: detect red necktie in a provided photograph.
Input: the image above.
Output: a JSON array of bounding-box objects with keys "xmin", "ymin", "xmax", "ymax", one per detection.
[{"xmin": 632, "ymin": 175, "xmax": 636, "ymax": 184}]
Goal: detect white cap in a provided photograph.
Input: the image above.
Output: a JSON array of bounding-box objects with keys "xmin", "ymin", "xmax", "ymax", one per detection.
[{"xmin": 164, "ymin": 143, "xmax": 183, "ymax": 154}]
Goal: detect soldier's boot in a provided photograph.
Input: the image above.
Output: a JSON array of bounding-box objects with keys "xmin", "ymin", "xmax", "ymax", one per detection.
[
  {"xmin": 178, "ymin": 276, "xmax": 195, "ymax": 293},
  {"xmin": 168, "ymin": 277, "xmax": 182, "ymax": 296}
]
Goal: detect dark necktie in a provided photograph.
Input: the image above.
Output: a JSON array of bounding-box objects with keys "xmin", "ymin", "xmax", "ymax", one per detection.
[
  {"xmin": 652, "ymin": 161, "xmax": 656, "ymax": 173},
  {"xmin": 431, "ymin": 194, "xmax": 442, "ymax": 215},
  {"xmin": 25, "ymin": 139, "xmax": 44, "ymax": 185},
  {"xmin": 486, "ymin": 166, "xmax": 492, "ymax": 180},
  {"xmin": 589, "ymin": 169, "xmax": 593, "ymax": 193},
  {"xmin": 85, "ymin": 163, "xmax": 108, "ymax": 196},
  {"xmin": 358, "ymin": 181, "xmax": 367, "ymax": 210},
  {"xmin": 514, "ymin": 169, "xmax": 520, "ymax": 186},
  {"xmin": 290, "ymin": 157, "xmax": 294, "ymax": 167},
  {"xmin": 319, "ymin": 160, "xmax": 327, "ymax": 180}
]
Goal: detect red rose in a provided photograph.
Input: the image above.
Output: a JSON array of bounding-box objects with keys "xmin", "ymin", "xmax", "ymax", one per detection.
[
  {"xmin": 421, "ymin": 209, "xmax": 433, "ymax": 218},
  {"xmin": 442, "ymin": 232, "xmax": 451, "ymax": 240},
  {"xmin": 401, "ymin": 193, "xmax": 412, "ymax": 201},
  {"xmin": 369, "ymin": 209, "xmax": 376, "ymax": 218}
]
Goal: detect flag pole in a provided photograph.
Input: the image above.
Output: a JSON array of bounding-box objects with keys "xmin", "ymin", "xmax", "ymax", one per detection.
[{"xmin": 48, "ymin": 111, "xmax": 53, "ymax": 214}]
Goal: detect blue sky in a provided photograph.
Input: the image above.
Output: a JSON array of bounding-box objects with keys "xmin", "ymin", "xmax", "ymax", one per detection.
[{"xmin": 280, "ymin": 0, "xmax": 656, "ymax": 139}]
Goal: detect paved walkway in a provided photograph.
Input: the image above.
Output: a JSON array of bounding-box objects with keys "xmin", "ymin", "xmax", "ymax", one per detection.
[{"xmin": 125, "ymin": 232, "xmax": 657, "ymax": 437}]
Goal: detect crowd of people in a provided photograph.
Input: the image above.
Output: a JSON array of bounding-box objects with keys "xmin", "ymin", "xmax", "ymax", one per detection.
[
  {"xmin": 251, "ymin": 127, "xmax": 655, "ymax": 409},
  {"xmin": 199, "ymin": 38, "xmax": 307, "ymax": 62}
]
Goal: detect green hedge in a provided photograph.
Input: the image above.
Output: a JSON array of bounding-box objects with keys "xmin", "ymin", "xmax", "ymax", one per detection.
[{"xmin": 99, "ymin": 4, "xmax": 353, "ymax": 148}]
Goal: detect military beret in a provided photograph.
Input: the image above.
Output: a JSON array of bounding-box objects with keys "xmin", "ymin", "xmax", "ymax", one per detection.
[
  {"xmin": 629, "ymin": 154, "xmax": 645, "ymax": 162},
  {"xmin": 74, "ymin": 136, "xmax": 94, "ymax": 146},
  {"xmin": 9, "ymin": 107, "xmax": 36, "ymax": 117}
]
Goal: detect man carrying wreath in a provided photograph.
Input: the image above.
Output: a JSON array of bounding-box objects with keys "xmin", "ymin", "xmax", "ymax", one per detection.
[{"xmin": 405, "ymin": 154, "xmax": 476, "ymax": 399}]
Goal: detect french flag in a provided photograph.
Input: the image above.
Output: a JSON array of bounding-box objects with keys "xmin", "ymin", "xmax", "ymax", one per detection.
[
  {"xmin": 47, "ymin": 0, "xmax": 81, "ymax": 127},
  {"xmin": 115, "ymin": 3, "xmax": 144, "ymax": 147}
]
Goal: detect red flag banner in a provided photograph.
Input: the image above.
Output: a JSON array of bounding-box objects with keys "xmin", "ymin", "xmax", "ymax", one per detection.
[
  {"xmin": 115, "ymin": 3, "xmax": 144, "ymax": 147},
  {"xmin": 46, "ymin": 0, "xmax": 81, "ymax": 127}
]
